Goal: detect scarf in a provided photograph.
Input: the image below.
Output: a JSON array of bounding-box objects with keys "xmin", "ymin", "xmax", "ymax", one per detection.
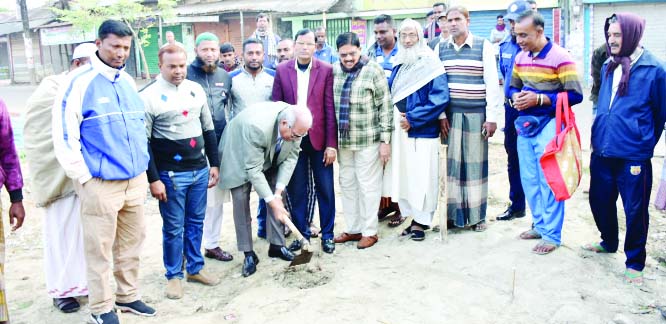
[
  {"xmin": 252, "ymin": 29, "xmax": 278, "ymax": 61},
  {"xmin": 604, "ymin": 13, "xmax": 645, "ymax": 97},
  {"xmin": 495, "ymin": 24, "xmax": 506, "ymax": 32},
  {"xmin": 338, "ymin": 56, "xmax": 369, "ymax": 139}
]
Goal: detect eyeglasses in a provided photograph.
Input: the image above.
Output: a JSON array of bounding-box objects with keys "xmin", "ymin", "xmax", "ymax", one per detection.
[
  {"xmin": 290, "ymin": 125, "xmax": 307, "ymax": 138},
  {"xmin": 399, "ymin": 33, "xmax": 419, "ymax": 40}
]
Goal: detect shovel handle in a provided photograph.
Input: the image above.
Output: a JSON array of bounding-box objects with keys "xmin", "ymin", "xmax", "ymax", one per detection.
[{"xmin": 282, "ymin": 215, "xmax": 311, "ymax": 251}]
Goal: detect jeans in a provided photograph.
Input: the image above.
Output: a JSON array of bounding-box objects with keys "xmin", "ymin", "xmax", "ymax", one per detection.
[{"xmin": 158, "ymin": 167, "xmax": 209, "ymax": 279}]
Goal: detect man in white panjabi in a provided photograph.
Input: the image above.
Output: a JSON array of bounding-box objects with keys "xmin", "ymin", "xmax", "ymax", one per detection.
[
  {"xmin": 23, "ymin": 43, "xmax": 97, "ymax": 313},
  {"xmin": 386, "ymin": 19, "xmax": 450, "ymax": 241}
]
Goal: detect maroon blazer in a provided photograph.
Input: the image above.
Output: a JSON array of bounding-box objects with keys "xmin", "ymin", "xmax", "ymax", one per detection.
[{"xmin": 271, "ymin": 58, "xmax": 337, "ymax": 151}]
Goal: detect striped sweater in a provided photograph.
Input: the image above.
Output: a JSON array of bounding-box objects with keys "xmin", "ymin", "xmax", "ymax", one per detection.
[
  {"xmin": 509, "ymin": 40, "xmax": 583, "ymax": 116},
  {"xmin": 439, "ymin": 36, "xmax": 486, "ymax": 113}
]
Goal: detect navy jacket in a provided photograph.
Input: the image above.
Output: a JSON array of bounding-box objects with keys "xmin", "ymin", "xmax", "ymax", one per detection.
[
  {"xmin": 388, "ymin": 66, "xmax": 449, "ymax": 138},
  {"xmin": 591, "ymin": 49, "xmax": 666, "ymax": 160}
]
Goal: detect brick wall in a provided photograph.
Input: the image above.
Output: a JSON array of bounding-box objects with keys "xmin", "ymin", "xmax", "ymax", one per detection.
[{"xmin": 193, "ymin": 17, "xmax": 257, "ymax": 55}]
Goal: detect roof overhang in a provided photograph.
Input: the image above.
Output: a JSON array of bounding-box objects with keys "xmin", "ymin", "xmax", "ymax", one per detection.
[{"xmin": 175, "ymin": 0, "xmax": 340, "ymax": 17}]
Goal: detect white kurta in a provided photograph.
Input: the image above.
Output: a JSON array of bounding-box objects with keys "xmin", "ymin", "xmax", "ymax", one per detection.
[
  {"xmin": 388, "ymin": 107, "xmax": 440, "ymax": 214},
  {"xmin": 43, "ymin": 195, "xmax": 88, "ymax": 298}
]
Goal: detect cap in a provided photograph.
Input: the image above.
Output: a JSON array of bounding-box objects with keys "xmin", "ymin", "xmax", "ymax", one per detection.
[
  {"xmin": 195, "ymin": 32, "xmax": 219, "ymax": 46},
  {"xmin": 505, "ymin": 1, "xmax": 531, "ymax": 21},
  {"xmin": 72, "ymin": 42, "xmax": 97, "ymax": 60}
]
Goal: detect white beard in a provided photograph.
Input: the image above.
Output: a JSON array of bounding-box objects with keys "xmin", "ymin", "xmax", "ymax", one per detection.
[{"xmin": 394, "ymin": 46, "xmax": 420, "ymax": 66}]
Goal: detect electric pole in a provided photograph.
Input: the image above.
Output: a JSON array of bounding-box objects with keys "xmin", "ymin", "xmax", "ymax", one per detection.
[{"xmin": 17, "ymin": 0, "xmax": 36, "ymax": 85}]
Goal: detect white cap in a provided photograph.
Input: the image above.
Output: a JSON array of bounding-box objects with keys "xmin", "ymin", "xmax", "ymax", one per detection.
[{"xmin": 72, "ymin": 43, "xmax": 97, "ymax": 60}]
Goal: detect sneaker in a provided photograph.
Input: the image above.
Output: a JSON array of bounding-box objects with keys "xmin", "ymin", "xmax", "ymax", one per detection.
[
  {"xmin": 115, "ymin": 300, "xmax": 156, "ymax": 317},
  {"xmin": 89, "ymin": 310, "xmax": 119, "ymax": 324},
  {"xmin": 186, "ymin": 269, "xmax": 220, "ymax": 286},
  {"xmin": 166, "ymin": 278, "xmax": 183, "ymax": 299}
]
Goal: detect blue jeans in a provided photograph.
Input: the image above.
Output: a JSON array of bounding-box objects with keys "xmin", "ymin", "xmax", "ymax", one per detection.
[
  {"xmin": 517, "ymin": 118, "xmax": 564, "ymax": 245},
  {"xmin": 589, "ymin": 154, "xmax": 652, "ymax": 271},
  {"xmin": 158, "ymin": 168, "xmax": 209, "ymax": 279}
]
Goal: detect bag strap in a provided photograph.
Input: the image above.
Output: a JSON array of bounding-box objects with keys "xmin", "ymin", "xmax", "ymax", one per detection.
[{"xmin": 555, "ymin": 93, "xmax": 563, "ymax": 135}]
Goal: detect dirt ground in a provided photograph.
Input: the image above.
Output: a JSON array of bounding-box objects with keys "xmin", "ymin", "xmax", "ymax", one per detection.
[{"xmin": 2, "ymin": 88, "xmax": 666, "ymax": 323}]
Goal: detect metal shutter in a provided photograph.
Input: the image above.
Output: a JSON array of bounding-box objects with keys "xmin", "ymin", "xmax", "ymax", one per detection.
[
  {"xmin": 469, "ymin": 9, "xmax": 555, "ymax": 42},
  {"xmin": 141, "ymin": 25, "xmax": 184, "ymax": 76}
]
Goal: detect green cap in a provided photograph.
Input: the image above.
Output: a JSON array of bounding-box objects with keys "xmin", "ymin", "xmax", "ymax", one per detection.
[{"xmin": 195, "ymin": 32, "xmax": 219, "ymax": 46}]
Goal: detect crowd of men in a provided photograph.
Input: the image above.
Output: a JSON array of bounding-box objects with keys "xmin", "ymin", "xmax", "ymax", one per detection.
[{"xmin": 0, "ymin": 1, "xmax": 664, "ymax": 323}]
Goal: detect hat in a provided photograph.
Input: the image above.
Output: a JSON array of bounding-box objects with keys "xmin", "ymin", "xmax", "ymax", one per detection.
[
  {"xmin": 505, "ymin": 1, "xmax": 531, "ymax": 21},
  {"xmin": 72, "ymin": 42, "xmax": 97, "ymax": 60},
  {"xmin": 195, "ymin": 32, "xmax": 219, "ymax": 46}
]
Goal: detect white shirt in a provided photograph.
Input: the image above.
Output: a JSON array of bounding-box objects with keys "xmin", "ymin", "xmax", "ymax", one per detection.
[
  {"xmin": 444, "ymin": 32, "xmax": 503, "ymax": 123},
  {"xmin": 295, "ymin": 60, "xmax": 312, "ymax": 107},
  {"xmin": 610, "ymin": 47, "xmax": 644, "ymax": 106}
]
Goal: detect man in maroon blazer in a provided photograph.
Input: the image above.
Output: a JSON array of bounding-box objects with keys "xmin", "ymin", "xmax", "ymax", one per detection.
[{"xmin": 272, "ymin": 28, "xmax": 338, "ymax": 254}]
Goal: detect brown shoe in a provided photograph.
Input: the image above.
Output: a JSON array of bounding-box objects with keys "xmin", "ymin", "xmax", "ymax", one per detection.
[
  {"xmin": 186, "ymin": 269, "xmax": 220, "ymax": 286},
  {"xmin": 333, "ymin": 232, "xmax": 362, "ymax": 244},
  {"xmin": 166, "ymin": 278, "xmax": 183, "ymax": 299},
  {"xmin": 357, "ymin": 235, "xmax": 379, "ymax": 249},
  {"xmin": 204, "ymin": 247, "xmax": 233, "ymax": 261}
]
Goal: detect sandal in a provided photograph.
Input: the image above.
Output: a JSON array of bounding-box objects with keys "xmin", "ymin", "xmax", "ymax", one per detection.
[
  {"xmin": 532, "ymin": 240, "xmax": 558, "ymax": 255},
  {"xmin": 401, "ymin": 220, "xmax": 430, "ymax": 236},
  {"xmin": 411, "ymin": 229, "xmax": 425, "ymax": 241},
  {"xmin": 624, "ymin": 269, "xmax": 644, "ymax": 286},
  {"xmin": 471, "ymin": 221, "xmax": 487, "ymax": 232},
  {"xmin": 53, "ymin": 297, "xmax": 80, "ymax": 313},
  {"xmin": 581, "ymin": 242, "xmax": 610, "ymax": 253},
  {"xmin": 388, "ymin": 213, "xmax": 406, "ymax": 227},
  {"xmin": 519, "ymin": 229, "xmax": 542, "ymax": 240}
]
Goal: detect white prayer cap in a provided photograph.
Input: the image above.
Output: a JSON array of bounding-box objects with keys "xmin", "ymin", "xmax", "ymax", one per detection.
[{"xmin": 72, "ymin": 43, "xmax": 97, "ymax": 60}]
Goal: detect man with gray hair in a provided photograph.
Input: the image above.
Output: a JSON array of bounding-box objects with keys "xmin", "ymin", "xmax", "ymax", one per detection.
[
  {"xmin": 24, "ymin": 42, "xmax": 96, "ymax": 313},
  {"xmin": 218, "ymin": 102, "xmax": 312, "ymax": 277},
  {"xmin": 387, "ymin": 19, "xmax": 449, "ymax": 242}
]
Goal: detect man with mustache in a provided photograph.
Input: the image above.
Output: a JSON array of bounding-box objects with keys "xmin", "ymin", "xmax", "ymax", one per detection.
[
  {"xmin": 387, "ymin": 19, "xmax": 449, "ymax": 242},
  {"xmin": 277, "ymin": 39, "xmax": 294, "ymax": 64},
  {"xmin": 437, "ymin": 6, "xmax": 503, "ymax": 233},
  {"xmin": 509, "ymin": 10, "xmax": 583, "ymax": 255},
  {"xmin": 332, "ymin": 32, "xmax": 392, "ymax": 249},
  {"xmin": 186, "ymin": 32, "xmax": 234, "ymax": 264},
  {"xmin": 141, "ymin": 44, "xmax": 221, "ymax": 299},
  {"xmin": 584, "ymin": 13, "xmax": 666, "ymax": 286}
]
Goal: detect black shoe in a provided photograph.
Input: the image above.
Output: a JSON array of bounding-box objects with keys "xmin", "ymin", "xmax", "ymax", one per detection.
[
  {"xmin": 288, "ymin": 239, "xmax": 302, "ymax": 252},
  {"xmin": 53, "ymin": 297, "xmax": 80, "ymax": 313},
  {"xmin": 268, "ymin": 244, "xmax": 295, "ymax": 261},
  {"xmin": 242, "ymin": 254, "xmax": 257, "ymax": 277},
  {"xmin": 115, "ymin": 300, "xmax": 156, "ymax": 317},
  {"xmin": 496, "ymin": 207, "xmax": 526, "ymax": 221},
  {"xmin": 321, "ymin": 239, "xmax": 335, "ymax": 254},
  {"xmin": 89, "ymin": 311, "xmax": 119, "ymax": 324}
]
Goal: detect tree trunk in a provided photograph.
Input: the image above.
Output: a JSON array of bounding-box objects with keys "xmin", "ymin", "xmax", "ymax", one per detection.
[{"xmin": 123, "ymin": 21, "xmax": 150, "ymax": 79}]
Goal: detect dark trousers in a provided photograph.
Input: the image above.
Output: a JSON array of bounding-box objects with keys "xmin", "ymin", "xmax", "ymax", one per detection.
[
  {"xmin": 589, "ymin": 153, "xmax": 652, "ymax": 271},
  {"xmin": 504, "ymin": 104, "xmax": 525, "ymax": 211},
  {"xmin": 286, "ymin": 135, "xmax": 335, "ymax": 240}
]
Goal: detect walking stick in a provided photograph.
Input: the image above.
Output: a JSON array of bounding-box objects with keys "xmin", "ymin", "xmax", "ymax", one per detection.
[{"xmin": 435, "ymin": 143, "xmax": 448, "ymax": 243}]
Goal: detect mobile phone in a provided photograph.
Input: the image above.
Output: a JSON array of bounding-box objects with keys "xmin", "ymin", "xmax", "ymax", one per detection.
[{"xmin": 481, "ymin": 128, "xmax": 488, "ymax": 137}]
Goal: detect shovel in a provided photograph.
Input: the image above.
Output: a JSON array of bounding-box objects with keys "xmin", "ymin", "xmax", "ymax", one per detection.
[{"xmin": 282, "ymin": 216, "xmax": 313, "ymax": 266}]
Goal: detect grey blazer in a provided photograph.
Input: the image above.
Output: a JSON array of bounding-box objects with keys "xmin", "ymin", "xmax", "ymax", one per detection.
[{"xmin": 217, "ymin": 101, "xmax": 301, "ymax": 199}]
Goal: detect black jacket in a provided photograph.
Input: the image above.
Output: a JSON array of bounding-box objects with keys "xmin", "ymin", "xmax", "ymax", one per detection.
[
  {"xmin": 590, "ymin": 44, "xmax": 609, "ymax": 104},
  {"xmin": 187, "ymin": 58, "xmax": 231, "ymax": 141}
]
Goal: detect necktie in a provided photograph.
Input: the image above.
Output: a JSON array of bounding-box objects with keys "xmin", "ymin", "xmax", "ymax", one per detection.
[{"xmin": 272, "ymin": 137, "xmax": 283, "ymax": 165}]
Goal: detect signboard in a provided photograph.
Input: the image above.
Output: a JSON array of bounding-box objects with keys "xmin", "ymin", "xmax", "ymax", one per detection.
[
  {"xmin": 359, "ymin": 0, "xmax": 558, "ymax": 11},
  {"xmin": 351, "ymin": 18, "xmax": 366, "ymax": 46},
  {"xmin": 40, "ymin": 25, "xmax": 96, "ymax": 46}
]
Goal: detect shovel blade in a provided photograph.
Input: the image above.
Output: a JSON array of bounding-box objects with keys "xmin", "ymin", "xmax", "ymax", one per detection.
[{"xmin": 288, "ymin": 250, "xmax": 313, "ymax": 266}]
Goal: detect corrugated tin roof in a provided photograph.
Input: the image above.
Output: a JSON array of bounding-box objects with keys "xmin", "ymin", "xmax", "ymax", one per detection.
[
  {"xmin": 176, "ymin": 0, "xmax": 340, "ymax": 16},
  {"xmin": 0, "ymin": 7, "xmax": 55, "ymax": 35}
]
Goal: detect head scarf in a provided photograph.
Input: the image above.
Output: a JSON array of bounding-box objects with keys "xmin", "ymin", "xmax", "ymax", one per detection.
[{"xmin": 604, "ymin": 13, "xmax": 645, "ymax": 97}]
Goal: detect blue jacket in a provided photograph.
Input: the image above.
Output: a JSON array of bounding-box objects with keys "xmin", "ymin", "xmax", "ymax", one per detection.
[
  {"xmin": 388, "ymin": 66, "xmax": 449, "ymax": 138},
  {"xmin": 498, "ymin": 35, "xmax": 521, "ymax": 100},
  {"xmin": 53, "ymin": 52, "xmax": 149, "ymax": 183},
  {"xmin": 591, "ymin": 50, "xmax": 666, "ymax": 161}
]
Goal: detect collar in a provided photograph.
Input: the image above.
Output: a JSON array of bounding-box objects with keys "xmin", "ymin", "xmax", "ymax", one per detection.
[
  {"xmin": 375, "ymin": 42, "xmax": 398, "ymax": 57},
  {"xmin": 629, "ymin": 47, "xmax": 644, "ymax": 65},
  {"xmin": 156, "ymin": 74, "xmax": 180, "ymax": 89},
  {"xmin": 528, "ymin": 37, "xmax": 553, "ymax": 59},
  {"xmin": 316, "ymin": 43, "xmax": 331, "ymax": 52},
  {"xmin": 242, "ymin": 65, "xmax": 265, "ymax": 77},
  {"xmin": 294, "ymin": 59, "xmax": 313, "ymax": 72},
  {"xmin": 91, "ymin": 51, "xmax": 124, "ymax": 82},
  {"xmin": 448, "ymin": 32, "xmax": 475, "ymax": 49}
]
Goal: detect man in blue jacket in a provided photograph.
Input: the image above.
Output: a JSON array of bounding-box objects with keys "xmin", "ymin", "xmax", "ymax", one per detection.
[
  {"xmin": 52, "ymin": 20, "xmax": 154, "ymax": 324},
  {"xmin": 585, "ymin": 13, "xmax": 666, "ymax": 286}
]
